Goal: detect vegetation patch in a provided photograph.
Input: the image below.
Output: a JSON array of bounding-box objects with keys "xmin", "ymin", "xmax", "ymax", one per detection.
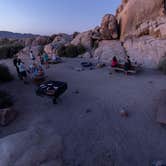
[
  {"xmin": 0, "ymin": 44, "xmax": 24, "ymax": 59},
  {"xmin": 0, "ymin": 64, "xmax": 13, "ymax": 82},
  {"xmin": 57, "ymin": 44, "xmax": 86, "ymax": 57},
  {"xmin": 0, "ymin": 90, "xmax": 13, "ymax": 109}
]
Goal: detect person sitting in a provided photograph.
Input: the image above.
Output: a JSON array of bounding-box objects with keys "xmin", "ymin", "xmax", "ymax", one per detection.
[
  {"xmin": 124, "ymin": 56, "xmax": 131, "ymax": 75},
  {"xmin": 111, "ymin": 56, "xmax": 118, "ymax": 67},
  {"xmin": 29, "ymin": 63, "xmax": 44, "ymax": 79}
]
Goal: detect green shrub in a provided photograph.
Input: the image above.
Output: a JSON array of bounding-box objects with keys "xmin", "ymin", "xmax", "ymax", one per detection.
[
  {"xmin": 0, "ymin": 64, "xmax": 13, "ymax": 82},
  {"xmin": 57, "ymin": 44, "xmax": 86, "ymax": 57},
  {"xmin": 77, "ymin": 44, "xmax": 86, "ymax": 54},
  {"xmin": 0, "ymin": 44, "xmax": 24, "ymax": 59},
  {"xmin": 0, "ymin": 90, "xmax": 13, "ymax": 109}
]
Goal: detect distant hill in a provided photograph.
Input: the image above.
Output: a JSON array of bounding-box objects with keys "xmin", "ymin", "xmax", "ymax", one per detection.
[{"xmin": 0, "ymin": 31, "xmax": 39, "ymax": 39}]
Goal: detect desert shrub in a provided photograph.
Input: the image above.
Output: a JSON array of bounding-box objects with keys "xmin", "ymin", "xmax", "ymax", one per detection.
[
  {"xmin": 0, "ymin": 44, "xmax": 24, "ymax": 59},
  {"xmin": 0, "ymin": 64, "xmax": 13, "ymax": 82},
  {"xmin": 77, "ymin": 44, "xmax": 86, "ymax": 54},
  {"xmin": 57, "ymin": 45, "xmax": 66, "ymax": 56},
  {"xmin": 0, "ymin": 90, "xmax": 13, "ymax": 109},
  {"xmin": 65, "ymin": 44, "xmax": 78, "ymax": 57},
  {"xmin": 57, "ymin": 44, "xmax": 86, "ymax": 57}
]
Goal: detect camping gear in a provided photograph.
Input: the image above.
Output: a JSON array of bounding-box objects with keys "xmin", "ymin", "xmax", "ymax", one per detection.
[
  {"xmin": 81, "ymin": 62, "xmax": 93, "ymax": 68},
  {"xmin": 112, "ymin": 64, "xmax": 141, "ymax": 74},
  {"xmin": 36, "ymin": 80, "xmax": 67, "ymax": 104}
]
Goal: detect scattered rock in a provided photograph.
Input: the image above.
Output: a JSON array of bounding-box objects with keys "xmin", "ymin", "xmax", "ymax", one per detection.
[
  {"xmin": 0, "ymin": 107, "xmax": 17, "ymax": 126},
  {"xmin": 86, "ymin": 109, "xmax": 92, "ymax": 113},
  {"xmin": 73, "ymin": 90, "xmax": 80, "ymax": 94},
  {"xmin": 120, "ymin": 109, "xmax": 129, "ymax": 117}
]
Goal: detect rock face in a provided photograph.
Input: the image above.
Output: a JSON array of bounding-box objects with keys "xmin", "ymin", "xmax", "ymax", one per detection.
[
  {"xmin": 17, "ymin": 45, "xmax": 43, "ymax": 58},
  {"xmin": 44, "ymin": 33, "xmax": 72, "ymax": 55},
  {"xmin": 94, "ymin": 40, "xmax": 126, "ymax": 63},
  {"xmin": 32, "ymin": 36, "xmax": 51, "ymax": 46},
  {"xmin": 116, "ymin": 0, "xmax": 166, "ymax": 40},
  {"xmin": 124, "ymin": 36, "xmax": 166, "ymax": 68},
  {"xmin": 100, "ymin": 14, "xmax": 119, "ymax": 40},
  {"xmin": 0, "ymin": 127, "xmax": 63, "ymax": 166},
  {"xmin": 71, "ymin": 30, "xmax": 92, "ymax": 50},
  {"xmin": 115, "ymin": 0, "xmax": 166, "ymax": 68}
]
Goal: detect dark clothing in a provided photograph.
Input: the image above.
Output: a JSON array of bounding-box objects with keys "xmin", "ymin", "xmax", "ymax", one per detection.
[
  {"xmin": 20, "ymin": 71, "xmax": 27, "ymax": 78},
  {"xmin": 124, "ymin": 59, "xmax": 131, "ymax": 71},
  {"xmin": 13, "ymin": 58, "xmax": 22, "ymax": 79}
]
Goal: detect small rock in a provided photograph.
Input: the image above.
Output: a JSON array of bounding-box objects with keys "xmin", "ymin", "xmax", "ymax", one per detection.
[
  {"xmin": 74, "ymin": 90, "xmax": 80, "ymax": 94},
  {"xmin": 120, "ymin": 109, "xmax": 129, "ymax": 117},
  {"xmin": 0, "ymin": 107, "xmax": 18, "ymax": 126},
  {"xmin": 86, "ymin": 109, "xmax": 92, "ymax": 113},
  {"xmin": 148, "ymin": 81, "xmax": 153, "ymax": 84}
]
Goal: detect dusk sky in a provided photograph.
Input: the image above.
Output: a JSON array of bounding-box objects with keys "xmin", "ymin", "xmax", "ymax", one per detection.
[{"xmin": 0, "ymin": 0, "xmax": 121, "ymax": 35}]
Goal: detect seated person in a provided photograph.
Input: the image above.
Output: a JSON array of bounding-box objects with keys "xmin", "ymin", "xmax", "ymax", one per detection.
[
  {"xmin": 29, "ymin": 63, "xmax": 44, "ymax": 79},
  {"xmin": 124, "ymin": 56, "xmax": 131, "ymax": 75},
  {"xmin": 51, "ymin": 53, "xmax": 62, "ymax": 63},
  {"xmin": 111, "ymin": 56, "xmax": 118, "ymax": 67}
]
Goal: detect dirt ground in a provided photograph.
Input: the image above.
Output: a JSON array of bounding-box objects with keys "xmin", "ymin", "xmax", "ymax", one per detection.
[{"xmin": 0, "ymin": 57, "xmax": 166, "ymax": 166}]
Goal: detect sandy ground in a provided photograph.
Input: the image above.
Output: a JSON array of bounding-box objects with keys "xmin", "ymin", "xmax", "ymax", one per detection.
[{"xmin": 0, "ymin": 57, "xmax": 166, "ymax": 166}]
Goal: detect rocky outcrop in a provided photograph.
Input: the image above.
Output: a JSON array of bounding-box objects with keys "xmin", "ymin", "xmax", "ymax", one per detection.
[
  {"xmin": 44, "ymin": 33, "xmax": 72, "ymax": 55},
  {"xmin": 116, "ymin": 0, "xmax": 166, "ymax": 40},
  {"xmin": 94, "ymin": 40, "xmax": 125, "ymax": 63},
  {"xmin": 71, "ymin": 30, "xmax": 92, "ymax": 50},
  {"xmin": 32, "ymin": 36, "xmax": 51, "ymax": 46},
  {"xmin": 17, "ymin": 45, "xmax": 43, "ymax": 57},
  {"xmin": 0, "ymin": 127, "xmax": 63, "ymax": 166},
  {"xmin": 124, "ymin": 36, "xmax": 166, "ymax": 68},
  {"xmin": 100, "ymin": 14, "xmax": 119, "ymax": 40}
]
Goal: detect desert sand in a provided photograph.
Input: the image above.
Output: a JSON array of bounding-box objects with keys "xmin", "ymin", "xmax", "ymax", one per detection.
[{"xmin": 0, "ymin": 57, "xmax": 166, "ymax": 166}]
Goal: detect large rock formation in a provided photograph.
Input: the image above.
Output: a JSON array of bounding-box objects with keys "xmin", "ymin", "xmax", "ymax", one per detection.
[
  {"xmin": 44, "ymin": 33, "xmax": 72, "ymax": 55},
  {"xmin": 0, "ymin": 127, "xmax": 63, "ymax": 166},
  {"xmin": 116, "ymin": 0, "xmax": 166, "ymax": 40},
  {"xmin": 94, "ymin": 40, "xmax": 125, "ymax": 63},
  {"xmin": 100, "ymin": 14, "xmax": 119, "ymax": 40},
  {"xmin": 124, "ymin": 36, "xmax": 166, "ymax": 68},
  {"xmin": 71, "ymin": 30, "xmax": 92, "ymax": 50},
  {"xmin": 115, "ymin": 0, "xmax": 166, "ymax": 68}
]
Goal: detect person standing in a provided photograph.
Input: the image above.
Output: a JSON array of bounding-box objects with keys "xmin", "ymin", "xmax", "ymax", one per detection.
[
  {"xmin": 29, "ymin": 50, "xmax": 35, "ymax": 61},
  {"xmin": 42, "ymin": 52, "xmax": 49, "ymax": 69},
  {"xmin": 13, "ymin": 56, "xmax": 22, "ymax": 79},
  {"xmin": 17, "ymin": 59, "xmax": 28, "ymax": 84}
]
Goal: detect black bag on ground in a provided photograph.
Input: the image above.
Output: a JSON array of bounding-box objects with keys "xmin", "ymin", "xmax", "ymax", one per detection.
[{"xmin": 36, "ymin": 80, "xmax": 67, "ymax": 100}]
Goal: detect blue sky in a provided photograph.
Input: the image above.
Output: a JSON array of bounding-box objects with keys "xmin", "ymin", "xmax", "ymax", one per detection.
[{"xmin": 0, "ymin": 0, "xmax": 121, "ymax": 35}]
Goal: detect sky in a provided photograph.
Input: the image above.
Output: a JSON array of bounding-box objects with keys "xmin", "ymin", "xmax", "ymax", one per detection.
[{"xmin": 0, "ymin": 0, "xmax": 121, "ymax": 35}]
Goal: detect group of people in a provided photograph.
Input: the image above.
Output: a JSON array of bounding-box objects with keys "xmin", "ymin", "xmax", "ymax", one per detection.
[
  {"xmin": 111, "ymin": 55, "xmax": 132, "ymax": 75},
  {"xmin": 13, "ymin": 50, "xmax": 49, "ymax": 84},
  {"xmin": 13, "ymin": 49, "xmax": 62, "ymax": 84},
  {"xmin": 30, "ymin": 50, "xmax": 49, "ymax": 69}
]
